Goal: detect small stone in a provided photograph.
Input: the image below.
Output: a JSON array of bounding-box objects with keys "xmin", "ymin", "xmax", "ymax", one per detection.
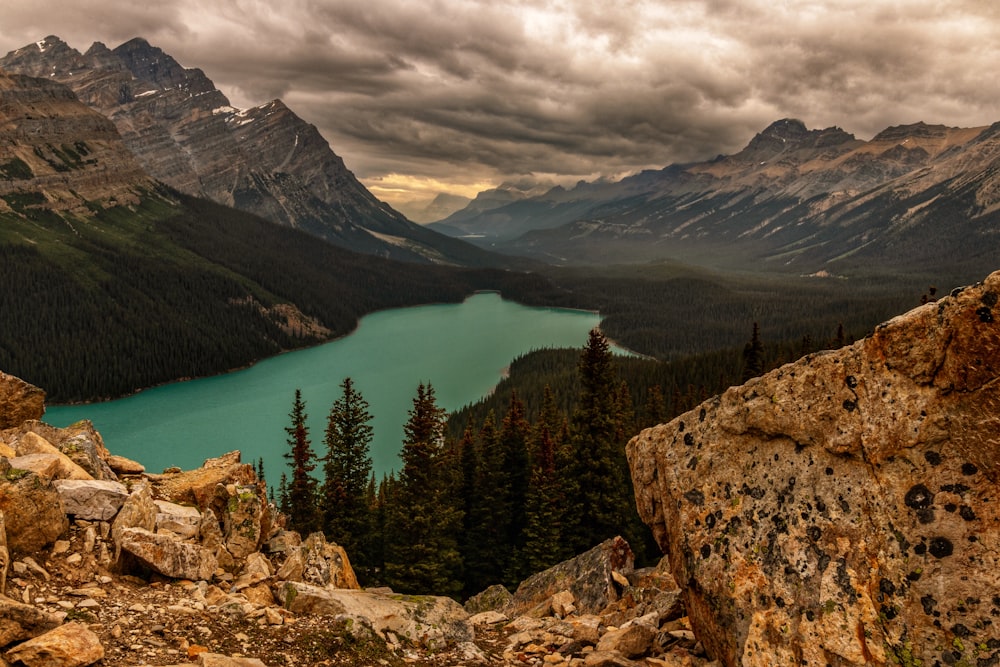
[
  {"xmin": 187, "ymin": 644, "xmax": 209, "ymax": 660},
  {"xmin": 66, "ymin": 553, "xmax": 83, "ymax": 565},
  {"xmin": 51, "ymin": 540, "xmax": 71, "ymax": 556}
]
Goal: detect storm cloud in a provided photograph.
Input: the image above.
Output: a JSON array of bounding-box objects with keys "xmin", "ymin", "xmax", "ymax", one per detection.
[{"xmin": 2, "ymin": 0, "xmax": 999, "ymax": 213}]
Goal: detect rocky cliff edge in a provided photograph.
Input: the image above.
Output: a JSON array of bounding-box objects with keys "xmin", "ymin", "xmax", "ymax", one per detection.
[{"xmin": 629, "ymin": 268, "xmax": 1000, "ymax": 666}]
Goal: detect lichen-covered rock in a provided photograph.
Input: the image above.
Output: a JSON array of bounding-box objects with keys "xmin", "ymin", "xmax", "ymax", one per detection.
[
  {"xmin": 0, "ymin": 372, "xmax": 44, "ymax": 430},
  {"xmin": 628, "ymin": 270, "xmax": 1000, "ymax": 666},
  {"xmin": 507, "ymin": 536, "xmax": 634, "ymax": 617},
  {"xmin": 0, "ymin": 468, "xmax": 68, "ymax": 555},
  {"xmin": 150, "ymin": 451, "xmax": 256, "ymax": 510},
  {"xmin": 299, "ymin": 532, "xmax": 359, "ymax": 590},
  {"xmin": 465, "ymin": 584, "xmax": 514, "ymax": 614},
  {"xmin": 222, "ymin": 484, "xmax": 263, "ymax": 559},
  {"xmin": 6, "ymin": 421, "xmax": 116, "ymax": 481}
]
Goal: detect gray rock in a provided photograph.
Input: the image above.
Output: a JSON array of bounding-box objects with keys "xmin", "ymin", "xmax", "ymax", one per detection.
[
  {"xmin": 155, "ymin": 499, "xmax": 202, "ymax": 539},
  {"xmin": 53, "ymin": 479, "xmax": 128, "ymax": 520},
  {"xmin": 118, "ymin": 527, "xmax": 217, "ymax": 581},
  {"xmin": 508, "ymin": 536, "xmax": 634, "ymax": 617},
  {"xmin": 277, "ymin": 582, "xmax": 472, "ymax": 649}
]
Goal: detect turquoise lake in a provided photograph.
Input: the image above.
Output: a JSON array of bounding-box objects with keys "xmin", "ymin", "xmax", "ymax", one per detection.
[{"xmin": 45, "ymin": 292, "xmax": 606, "ymax": 482}]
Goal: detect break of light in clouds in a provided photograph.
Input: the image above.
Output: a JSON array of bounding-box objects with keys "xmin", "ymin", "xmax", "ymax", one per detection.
[{"xmin": 2, "ymin": 0, "xmax": 1000, "ymax": 215}]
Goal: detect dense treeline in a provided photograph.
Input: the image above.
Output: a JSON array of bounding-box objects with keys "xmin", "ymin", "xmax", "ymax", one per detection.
[
  {"xmin": 526, "ymin": 263, "xmax": 933, "ymax": 361},
  {"xmin": 279, "ymin": 331, "xmax": 652, "ymax": 598},
  {"xmin": 446, "ymin": 316, "xmax": 859, "ymax": 447},
  {"xmin": 0, "ymin": 191, "xmax": 556, "ymax": 402}
]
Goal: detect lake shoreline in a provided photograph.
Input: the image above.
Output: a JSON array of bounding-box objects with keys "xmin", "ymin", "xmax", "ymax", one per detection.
[
  {"xmin": 45, "ymin": 294, "xmax": 605, "ymax": 479},
  {"xmin": 49, "ymin": 290, "xmax": 598, "ymax": 408}
]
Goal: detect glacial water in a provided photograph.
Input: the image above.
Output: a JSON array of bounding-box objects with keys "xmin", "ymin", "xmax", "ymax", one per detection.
[{"xmin": 45, "ymin": 292, "xmax": 606, "ymax": 482}]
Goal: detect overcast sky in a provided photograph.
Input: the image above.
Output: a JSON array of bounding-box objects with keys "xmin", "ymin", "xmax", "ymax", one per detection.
[{"xmin": 2, "ymin": 0, "xmax": 999, "ymax": 215}]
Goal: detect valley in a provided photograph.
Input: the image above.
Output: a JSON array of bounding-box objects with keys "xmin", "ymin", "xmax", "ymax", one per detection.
[{"xmin": 2, "ymin": 26, "xmax": 1000, "ymax": 667}]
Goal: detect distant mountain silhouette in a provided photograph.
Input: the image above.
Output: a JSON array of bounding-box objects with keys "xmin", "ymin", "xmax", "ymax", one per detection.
[{"xmin": 435, "ymin": 118, "xmax": 1000, "ymax": 275}]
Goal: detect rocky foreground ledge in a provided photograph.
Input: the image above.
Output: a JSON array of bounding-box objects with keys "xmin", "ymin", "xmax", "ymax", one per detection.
[
  {"xmin": 0, "ymin": 372, "xmax": 708, "ymax": 666},
  {"xmin": 629, "ymin": 269, "xmax": 1000, "ymax": 666}
]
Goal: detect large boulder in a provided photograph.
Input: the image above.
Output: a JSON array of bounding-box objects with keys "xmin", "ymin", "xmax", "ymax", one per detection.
[
  {"xmin": 0, "ymin": 372, "xmax": 44, "ymax": 430},
  {"xmin": 276, "ymin": 583, "xmax": 472, "ymax": 649},
  {"xmin": 0, "ymin": 595, "xmax": 63, "ymax": 647},
  {"xmin": 149, "ymin": 451, "xmax": 256, "ymax": 510},
  {"xmin": 0, "ymin": 464, "xmax": 68, "ymax": 554},
  {"xmin": 53, "ymin": 479, "xmax": 128, "ymax": 520},
  {"xmin": 628, "ymin": 270, "xmax": 1000, "ymax": 667},
  {"xmin": 4, "ymin": 621, "xmax": 104, "ymax": 666},
  {"xmin": 118, "ymin": 527, "xmax": 218, "ymax": 581},
  {"xmin": 221, "ymin": 484, "xmax": 264, "ymax": 559},
  {"xmin": 5, "ymin": 421, "xmax": 115, "ymax": 480},
  {"xmin": 507, "ymin": 536, "xmax": 634, "ymax": 617}
]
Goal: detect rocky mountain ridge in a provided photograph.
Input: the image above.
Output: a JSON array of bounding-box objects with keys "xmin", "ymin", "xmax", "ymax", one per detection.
[
  {"xmin": 434, "ymin": 118, "xmax": 1000, "ymax": 276},
  {"xmin": 0, "ymin": 36, "xmax": 500, "ymax": 266},
  {"xmin": 0, "ymin": 68, "xmax": 157, "ymax": 216}
]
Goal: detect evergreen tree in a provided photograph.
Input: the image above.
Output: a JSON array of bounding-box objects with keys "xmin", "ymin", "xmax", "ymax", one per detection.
[
  {"xmin": 518, "ymin": 385, "xmax": 569, "ymax": 578},
  {"xmin": 563, "ymin": 329, "xmax": 632, "ymax": 554},
  {"xmin": 832, "ymin": 323, "xmax": 846, "ymax": 348},
  {"xmin": 282, "ymin": 389, "xmax": 320, "ymax": 535},
  {"xmin": 367, "ymin": 473, "xmax": 393, "ymax": 586},
  {"xmin": 456, "ymin": 425, "xmax": 481, "ymax": 594},
  {"xmin": 498, "ymin": 391, "xmax": 531, "ymax": 583},
  {"xmin": 643, "ymin": 384, "xmax": 667, "ymax": 428},
  {"xmin": 383, "ymin": 383, "xmax": 463, "ymax": 596},
  {"xmin": 278, "ymin": 472, "xmax": 290, "ymax": 516},
  {"xmin": 321, "ymin": 377, "xmax": 375, "ymax": 575},
  {"xmin": 461, "ymin": 411, "xmax": 506, "ymax": 595},
  {"xmin": 742, "ymin": 322, "xmax": 764, "ymax": 382}
]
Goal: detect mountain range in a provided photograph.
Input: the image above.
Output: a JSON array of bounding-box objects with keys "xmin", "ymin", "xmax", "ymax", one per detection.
[
  {"xmin": 0, "ymin": 64, "xmax": 553, "ymax": 401},
  {"xmin": 432, "ymin": 118, "xmax": 1000, "ymax": 277},
  {"xmin": 0, "ymin": 36, "xmax": 501, "ymax": 266}
]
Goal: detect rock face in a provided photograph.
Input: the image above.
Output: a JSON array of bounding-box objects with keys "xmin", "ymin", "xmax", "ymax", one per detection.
[
  {"xmin": 0, "ymin": 36, "xmax": 497, "ymax": 266},
  {"xmin": 628, "ymin": 269, "xmax": 1000, "ymax": 666},
  {"xmin": 0, "ymin": 372, "xmax": 44, "ymax": 429},
  {"xmin": 0, "ymin": 68, "xmax": 155, "ymax": 216}
]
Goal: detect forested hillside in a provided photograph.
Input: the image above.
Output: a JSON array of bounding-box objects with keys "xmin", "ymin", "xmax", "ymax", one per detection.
[{"xmin": 0, "ymin": 189, "xmax": 554, "ymax": 403}]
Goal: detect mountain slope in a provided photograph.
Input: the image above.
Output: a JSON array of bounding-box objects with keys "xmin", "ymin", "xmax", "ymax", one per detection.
[
  {"xmin": 438, "ymin": 119, "xmax": 1000, "ymax": 276},
  {"xmin": 0, "ymin": 36, "xmax": 505, "ymax": 266},
  {"xmin": 0, "ymin": 70, "xmax": 553, "ymax": 402}
]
